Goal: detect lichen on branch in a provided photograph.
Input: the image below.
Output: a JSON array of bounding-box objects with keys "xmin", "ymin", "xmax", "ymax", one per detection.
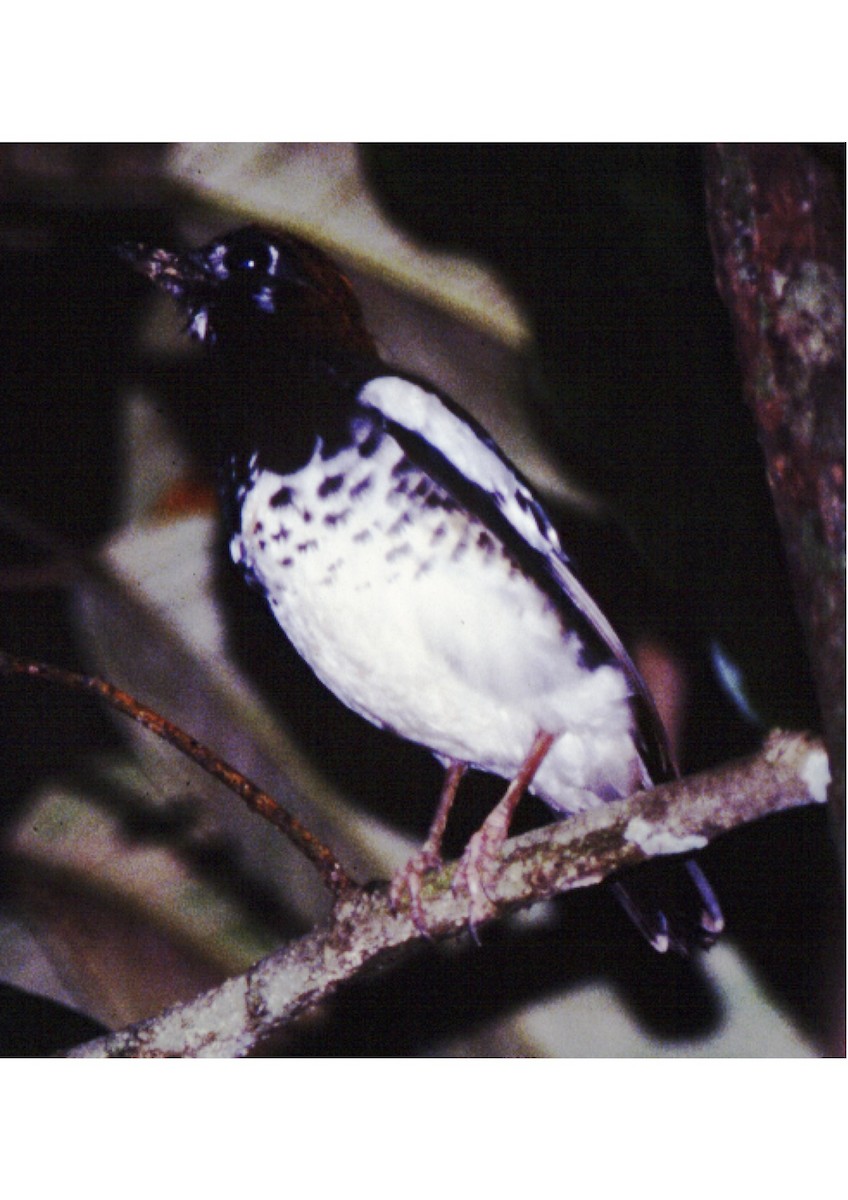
[{"xmin": 64, "ymin": 730, "xmax": 829, "ymax": 1059}]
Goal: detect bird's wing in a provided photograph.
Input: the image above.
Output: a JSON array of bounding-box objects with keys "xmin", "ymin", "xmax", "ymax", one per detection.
[{"xmin": 358, "ymin": 374, "xmax": 675, "ymax": 786}]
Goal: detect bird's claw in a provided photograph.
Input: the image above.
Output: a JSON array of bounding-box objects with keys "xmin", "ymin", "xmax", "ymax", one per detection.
[
  {"xmin": 389, "ymin": 848, "xmax": 443, "ymax": 937},
  {"xmin": 452, "ymin": 827, "xmax": 501, "ymax": 940}
]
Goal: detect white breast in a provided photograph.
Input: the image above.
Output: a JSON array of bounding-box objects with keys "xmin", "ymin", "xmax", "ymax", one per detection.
[{"xmin": 232, "ymin": 432, "xmax": 641, "ymax": 814}]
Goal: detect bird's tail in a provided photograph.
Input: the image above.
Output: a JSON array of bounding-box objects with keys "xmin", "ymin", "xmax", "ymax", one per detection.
[{"xmin": 610, "ymin": 857, "xmax": 724, "ymax": 955}]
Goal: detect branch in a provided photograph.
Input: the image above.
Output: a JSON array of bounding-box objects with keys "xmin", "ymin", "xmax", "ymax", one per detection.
[
  {"xmin": 0, "ymin": 649, "xmax": 354, "ymax": 896},
  {"xmin": 704, "ymin": 144, "xmax": 845, "ymax": 849},
  {"xmin": 63, "ymin": 730, "xmax": 829, "ymax": 1058}
]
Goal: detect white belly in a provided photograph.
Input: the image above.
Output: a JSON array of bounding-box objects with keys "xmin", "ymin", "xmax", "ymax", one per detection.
[{"xmin": 232, "ymin": 437, "xmax": 641, "ymax": 813}]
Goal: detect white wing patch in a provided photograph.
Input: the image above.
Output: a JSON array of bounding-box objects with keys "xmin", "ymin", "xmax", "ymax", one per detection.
[{"xmin": 358, "ymin": 376, "xmax": 562, "ymax": 559}]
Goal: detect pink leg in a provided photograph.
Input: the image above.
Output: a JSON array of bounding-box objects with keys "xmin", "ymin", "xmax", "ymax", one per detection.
[
  {"xmin": 453, "ymin": 730, "xmax": 556, "ymax": 933},
  {"xmin": 390, "ymin": 760, "xmax": 467, "ymax": 933}
]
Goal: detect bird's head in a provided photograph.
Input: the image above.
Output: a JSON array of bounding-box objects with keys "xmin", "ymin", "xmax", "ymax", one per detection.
[{"xmin": 123, "ymin": 225, "xmax": 376, "ymax": 359}]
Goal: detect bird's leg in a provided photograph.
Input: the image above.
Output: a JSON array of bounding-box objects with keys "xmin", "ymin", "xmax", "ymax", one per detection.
[
  {"xmin": 453, "ymin": 729, "xmax": 556, "ymax": 932},
  {"xmin": 390, "ymin": 759, "xmax": 467, "ymax": 933}
]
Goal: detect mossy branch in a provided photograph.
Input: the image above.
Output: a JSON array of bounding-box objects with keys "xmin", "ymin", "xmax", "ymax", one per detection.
[{"xmin": 61, "ymin": 729, "xmax": 828, "ymax": 1058}]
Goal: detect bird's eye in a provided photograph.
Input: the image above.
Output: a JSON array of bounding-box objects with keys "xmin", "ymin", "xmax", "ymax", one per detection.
[{"xmin": 222, "ymin": 232, "xmax": 276, "ymax": 277}]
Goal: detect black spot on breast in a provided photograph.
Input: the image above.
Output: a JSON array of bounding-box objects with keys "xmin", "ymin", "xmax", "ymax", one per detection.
[
  {"xmin": 385, "ymin": 543, "xmax": 412, "ymax": 563},
  {"xmin": 387, "ymin": 511, "xmax": 413, "ymax": 536},
  {"xmin": 280, "ymin": 556, "xmax": 294, "ymax": 567},
  {"xmin": 477, "ymin": 531, "xmax": 496, "ymax": 554},
  {"xmin": 392, "ymin": 456, "xmax": 414, "ymax": 478},
  {"xmin": 353, "ymin": 528, "xmax": 372, "ymax": 543},
  {"xmin": 349, "ymin": 475, "xmax": 373, "ymax": 500},
  {"xmin": 324, "ymin": 508, "xmax": 352, "ymax": 527},
  {"xmin": 411, "ymin": 478, "xmax": 431, "ymax": 500},
  {"xmin": 318, "ymin": 474, "xmax": 345, "ymax": 498},
  {"xmin": 271, "ymin": 526, "xmax": 290, "ymax": 541},
  {"xmin": 425, "ymin": 491, "xmax": 456, "ymax": 513},
  {"xmin": 296, "ymin": 539, "xmax": 318, "ymax": 553},
  {"xmin": 271, "ymin": 486, "xmax": 295, "ymax": 507}
]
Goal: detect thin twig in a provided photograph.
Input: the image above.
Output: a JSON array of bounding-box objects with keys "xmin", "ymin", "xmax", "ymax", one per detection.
[
  {"xmin": 0, "ymin": 649, "xmax": 354, "ymax": 896},
  {"xmin": 62, "ymin": 729, "xmax": 829, "ymax": 1058}
]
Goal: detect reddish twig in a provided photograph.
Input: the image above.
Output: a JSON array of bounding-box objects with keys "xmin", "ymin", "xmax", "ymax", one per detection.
[{"xmin": 0, "ymin": 649, "xmax": 354, "ymax": 896}]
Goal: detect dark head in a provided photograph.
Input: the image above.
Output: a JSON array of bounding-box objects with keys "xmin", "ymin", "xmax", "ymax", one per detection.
[{"xmin": 123, "ymin": 226, "xmax": 377, "ymax": 360}]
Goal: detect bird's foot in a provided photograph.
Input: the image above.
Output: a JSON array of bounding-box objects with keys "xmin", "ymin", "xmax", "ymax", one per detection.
[
  {"xmin": 389, "ymin": 848, "xmax": 444, "ymax": 937},
  {"xmin": 389, "ymin": 759, "xmax": 465, "ymax": 936},
  {"xmin": 451, "ymin": 819, "xmax": 506, "ymax": 939},
  {"xmin": 451, "ymin": 731, "xmax": 555, "ymax": 938}
]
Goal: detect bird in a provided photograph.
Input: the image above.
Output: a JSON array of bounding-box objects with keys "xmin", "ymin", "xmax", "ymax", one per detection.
[{"xmin": 124, "ymin": 224, "xmax": 723, "ymax": 954}]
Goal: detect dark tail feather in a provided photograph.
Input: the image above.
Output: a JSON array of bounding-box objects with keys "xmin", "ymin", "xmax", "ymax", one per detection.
[{"xmin": 610, "ymin": 857, "xmax": 724, "ymax": 955}]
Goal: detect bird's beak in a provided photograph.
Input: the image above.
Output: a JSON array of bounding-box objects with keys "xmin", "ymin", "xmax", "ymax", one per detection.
[{"xmin": 119, "ymin": 242, "xmax": 207, "ymax": 300}]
